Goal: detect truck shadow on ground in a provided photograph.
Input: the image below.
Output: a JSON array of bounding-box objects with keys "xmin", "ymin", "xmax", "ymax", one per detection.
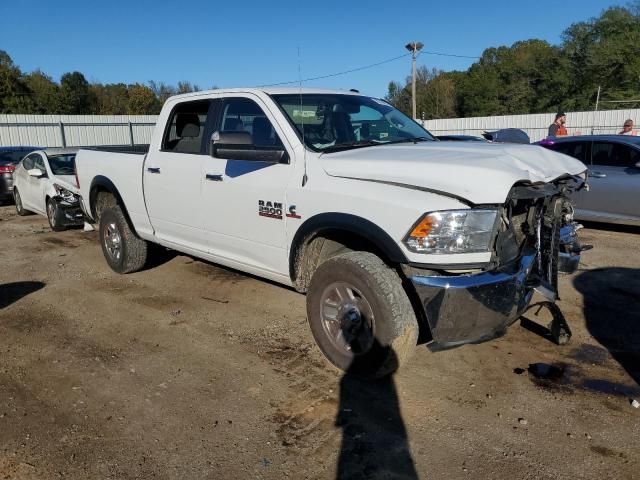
[
  {"xmin": 573, "ymin": 267, "xmax": 640, "ymax": 387},
  {"xmin": 0, "ymin": 281, "xmax": 45, "ymax": 309},
  {"xmin": 335, "ymin": 345, "xmax": 419, "ymax": 480}
]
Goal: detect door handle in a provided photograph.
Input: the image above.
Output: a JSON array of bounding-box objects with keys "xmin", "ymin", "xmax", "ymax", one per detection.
[
  {"xmin": 147, "ymin": 167, "xmax": 161, "ymax": 174},
  {"xmin": 205, "ymin": 174, "xmax": 224, "ymax": 182},
  {"xmin": 588, "ymin": 171, "xmax": 606, "ymax": 178}
]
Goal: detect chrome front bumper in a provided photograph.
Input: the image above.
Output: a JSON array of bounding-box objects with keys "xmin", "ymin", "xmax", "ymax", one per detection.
[{"xmin": 410, "ymin": 253, "xmax": 537, "ymax": 349}]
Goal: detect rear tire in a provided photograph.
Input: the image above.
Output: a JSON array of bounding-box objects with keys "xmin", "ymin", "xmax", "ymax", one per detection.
[
  {"xmin": 14, "ymin": 189, "xmax": 31, "ymax": 216},
  {"xmin": 94, "ymin": 191, "xmax": 118, "ymax": 223},
  {"xmin": 99, "ymin": 206, "xmax": 148, "ymax": 274},
  {"xmin": 306, "ymin": 251, "xmax": 419, "ymax": 377},
  {"xmin": 46, "ymin": 198, "xmax": 67, "ymax": 232}
]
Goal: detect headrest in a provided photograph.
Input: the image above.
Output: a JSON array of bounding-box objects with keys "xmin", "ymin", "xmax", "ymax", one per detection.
[
  {"xmin": 176, "ymin": 113, "xmax": 200, "ymax": 138},
  {"xmin": 223, "ymin": 117, "xmax": 244, "ymax": 131}
]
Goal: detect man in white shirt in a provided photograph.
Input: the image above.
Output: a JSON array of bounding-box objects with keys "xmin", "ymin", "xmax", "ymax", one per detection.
[{"xmin": 619, "ymin": 119, "xmax": 638, "ymax": 135}]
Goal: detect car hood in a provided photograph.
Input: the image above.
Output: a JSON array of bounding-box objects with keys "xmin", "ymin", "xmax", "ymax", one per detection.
[{"xmin": 321, "ymin": 142, "xmax": 587, "ymax": 204}]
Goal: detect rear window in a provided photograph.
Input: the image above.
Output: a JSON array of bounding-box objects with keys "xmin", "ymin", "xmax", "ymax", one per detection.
[
  {"xmin": 48, "ymin": 154, "xmax": 76, "ymax": 176},
  {"xmin": 0, "ymin": 150, "xmax": 29, "ymax": 165}
]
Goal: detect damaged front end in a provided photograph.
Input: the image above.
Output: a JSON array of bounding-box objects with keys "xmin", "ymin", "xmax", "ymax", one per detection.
[
  {"xmin": 406, "ymin": 174, "xmax": 588, "ymax": 350},
  {"xmin": 53, "ymin": 183, "xmax": 84, "ymax": 227}
]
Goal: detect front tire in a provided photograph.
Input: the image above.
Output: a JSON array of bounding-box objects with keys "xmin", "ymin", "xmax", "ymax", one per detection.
[
  {"xmin": 99, "ymin": 206, "xmax": 148, "ymax": 274},
  {"xmin": 14, "ymin": 189, "xmax": 31, "ymax": 216},
  {"xmin": 46, "ymin": 198, "xmax": 67, "ymax": 231},
  {"xmin": 306, "ymin": 251, "xmax": 419, "ymax": 377}
]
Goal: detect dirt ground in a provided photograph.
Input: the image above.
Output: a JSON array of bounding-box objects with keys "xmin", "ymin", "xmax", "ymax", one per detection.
[{"xmin": 0, "ymin": 204, "xmax": 639, "ymax": 480}]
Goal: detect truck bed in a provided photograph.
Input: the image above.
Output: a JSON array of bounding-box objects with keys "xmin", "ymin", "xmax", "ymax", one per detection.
[{"xmin": 75, "ymin": 148, "xmax": 153, "ymax": 236}]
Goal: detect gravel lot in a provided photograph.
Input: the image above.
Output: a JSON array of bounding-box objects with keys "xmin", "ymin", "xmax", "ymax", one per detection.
[{"xmin": 1, "ymin": 204, "xmax": 639, "ymax": 480}]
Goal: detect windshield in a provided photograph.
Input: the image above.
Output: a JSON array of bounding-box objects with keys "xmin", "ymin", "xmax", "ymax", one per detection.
[
  {"xmin": 272, "ymin": 94, "xmax": 435, "ymax": 152},
  {"xmin": 48, "ymin": 154, "xmax": 76, "ymax": 175}
]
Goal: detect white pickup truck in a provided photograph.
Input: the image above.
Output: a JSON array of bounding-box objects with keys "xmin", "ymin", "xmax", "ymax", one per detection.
[{"xmin": 75, "ymin": 88, "xmax": 587, "ymax": 376}]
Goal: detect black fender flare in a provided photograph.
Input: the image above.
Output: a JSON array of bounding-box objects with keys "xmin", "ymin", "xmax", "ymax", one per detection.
[{"xmin": 288, "ymin": 212, "xmax": 409, "ymax": 282}]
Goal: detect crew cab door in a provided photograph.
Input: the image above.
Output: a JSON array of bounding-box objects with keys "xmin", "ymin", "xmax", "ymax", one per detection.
[
  {"xmin": 143, "ymin": 99, "xmax": 215, "ymax": 252},
  {"xmin": 201, "ymin": 95, "xmax": 295, "ymax": 276}
]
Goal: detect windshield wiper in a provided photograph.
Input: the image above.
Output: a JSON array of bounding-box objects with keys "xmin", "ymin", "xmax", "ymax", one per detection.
[
  {"xmin": 321, "ymin": 139, "xmax": 383, "ymax": 153},
  {"xmin": 384, "ymin": 136, "xmax": 433, "ymax": 145}
]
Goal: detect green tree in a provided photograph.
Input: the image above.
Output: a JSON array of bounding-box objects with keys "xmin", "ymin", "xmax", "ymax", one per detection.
[
  {"xmin": 59, "ymin": 71, "xmax": 92, "ymax": 114},
  {"xmin": 90, "ymin": 83, "xmax": 129, "ymax": 114},
  {"xmin": 127, "ymin": 83, "xmax": 159, "ymax": 114},
  {"xmin": 24, "ymin": 70, "xmax": 60, "ymax": 113},
  {"xmin": 0, "ymin": 50, "xmax": 34, "ymax": 113},
  {"xmin": 562, "ymin": 6, "xmax": 640, "ymax": 110}
]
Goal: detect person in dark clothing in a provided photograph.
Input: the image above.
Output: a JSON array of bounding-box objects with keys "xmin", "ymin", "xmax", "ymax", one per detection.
[{"xmin": 548, "ymin": 112, "xmax": 568, "ymax": 137}]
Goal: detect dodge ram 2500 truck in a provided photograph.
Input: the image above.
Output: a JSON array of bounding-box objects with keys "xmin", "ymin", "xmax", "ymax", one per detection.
[{"xmin": 75, "ymin": 88, "xmax": 587, "ymax": 376}]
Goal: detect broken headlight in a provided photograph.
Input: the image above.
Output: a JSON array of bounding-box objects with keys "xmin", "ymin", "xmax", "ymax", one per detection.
[
  {"xmin": 53, "ymin": 183, "xmax": 77, "ymax": 203},
  {"xmin": 404, "ymin": 209, "xmax": 498, "ymax": 254}
]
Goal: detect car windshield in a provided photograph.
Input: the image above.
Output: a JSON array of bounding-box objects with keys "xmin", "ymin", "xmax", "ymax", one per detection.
[
  {"xmin": 271, "ymin": 93, "xmax": 435, "ymax": 152},
  {"xmin": 48, "ymin": 154, "xmax": 76, "ymax": 175}
]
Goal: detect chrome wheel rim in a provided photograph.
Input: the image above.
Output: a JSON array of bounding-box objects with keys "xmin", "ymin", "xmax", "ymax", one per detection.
[
  {"xmin": 14, "ymin": 190, "xmax": 22, "ymax": 212},
  {"xmin": 319, "ymin": 281, "xmax": 375, "ymax": 356},
  {"xmin": 103, "ymin": 222, "xmax": 122, "ymax": 262},
  {"xmin": 47, "ymin": 201, "xmax": 56, "ymax": 226}
]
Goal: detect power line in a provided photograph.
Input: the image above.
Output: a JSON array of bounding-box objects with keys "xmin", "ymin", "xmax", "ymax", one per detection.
[
  {"xmin": 260, "ymin": 49, "xmax": 481, "ymax": 88},
  {"xmin": 259, "ymin": 53, "xmax": 411, "ymax": 87},
  {"xmin": 419, "ymin": 50, "xmax": 480, "ymax": 59}
]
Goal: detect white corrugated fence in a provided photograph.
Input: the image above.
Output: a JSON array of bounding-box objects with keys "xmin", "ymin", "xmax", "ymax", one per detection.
[
  {"xmin": 0, "ymin": 114, "xmax": 158, "ymax": 147},
  {"xmin": 421, "ymin": 109, "xmax": 640, "ymax": 142},
  {"xmin": 1, "ymin": 109, "xmax": 639, "ymax": 147}
]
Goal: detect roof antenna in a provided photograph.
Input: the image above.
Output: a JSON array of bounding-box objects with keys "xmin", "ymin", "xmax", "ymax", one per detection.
[{"xmin": 298, "ymin": 46, "xmax": 308, "ymax": 187}]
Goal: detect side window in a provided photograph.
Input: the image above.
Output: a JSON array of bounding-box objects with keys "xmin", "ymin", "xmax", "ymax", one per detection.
[
  {"xmin": 162, "ymin": 99, "xmax": 212, "ymax": 154},
  {"xmin": 591, "ymin": 142, "xmax": 614, "ymax": 166},
  {"xmin": 552, "ymin": 141, "xmax": 588, "ymax": 163},
  {"xmin": 611, "ymin": 144, "xmax": 639, "ymax": 167},
  {"xmin": 22, "ymin": 154, "xmax": 35, "ymax": 170},
  {"xmin": 33, "ymin": 154, "xmax": 46, "ymax": 171},
  {"xmin": 590, "ymin": 141, "xmax": 637, "ymax": 167},
  {"xmin": 219, "ymin": 97, "xmax": 284, "ymax": 148}
]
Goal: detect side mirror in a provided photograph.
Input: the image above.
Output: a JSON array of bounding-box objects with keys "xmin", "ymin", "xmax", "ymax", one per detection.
[
  {"xmin": 210, "ymin": 131, "xmax": 288, "ymax": 163},
  {"xmin": 27, "ymin": 168, "xmax": 45, "ymax": 177},
  {"xmin": 635, "ymin": 161, "xmax": 640, "ymax": 169}
]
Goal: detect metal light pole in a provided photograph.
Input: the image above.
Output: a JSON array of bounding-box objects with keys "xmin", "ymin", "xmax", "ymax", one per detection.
[{"xmin": 405, "ymin": 42, "xmax": 423, "ymax": 119}]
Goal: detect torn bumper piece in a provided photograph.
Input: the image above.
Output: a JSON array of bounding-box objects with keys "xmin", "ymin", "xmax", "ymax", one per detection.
[
  {"xmin": 410, "ymin": 253, "xmax": 537, "ymax": 350},
  {"xmin": 53, "ymin": 195, "xmax": 84, "ymax": 227}
]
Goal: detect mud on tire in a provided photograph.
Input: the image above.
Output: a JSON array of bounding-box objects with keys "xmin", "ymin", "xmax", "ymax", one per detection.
[
  {"xmin": 99, "ymin": 206, "xmax": 148, "ymax": 274},
  {"xmin": 306, "ymin": 251, "xmax": 419, "ymax": 377}
]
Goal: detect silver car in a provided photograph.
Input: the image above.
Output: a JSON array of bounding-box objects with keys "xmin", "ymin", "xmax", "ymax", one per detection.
[{"xmin": 541, "ymin": 135, "xmax": 640, "ymax": 226}]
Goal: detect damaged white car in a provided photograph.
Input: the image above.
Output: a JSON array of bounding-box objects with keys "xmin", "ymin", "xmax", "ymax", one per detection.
[{"xmin": 13, "ymin": 148, "xmax": 83, "ymax": 231}]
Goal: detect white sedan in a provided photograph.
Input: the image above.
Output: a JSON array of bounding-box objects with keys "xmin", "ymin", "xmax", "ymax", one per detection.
[{"xmin": 13, "ymin": 148, "xmax": 84, "ymax": 231}]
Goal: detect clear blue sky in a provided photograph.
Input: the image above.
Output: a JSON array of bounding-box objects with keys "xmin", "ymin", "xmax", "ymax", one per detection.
[{"xmin": 1, "ymin": 0, "xmax": 620, "ymax": 98}]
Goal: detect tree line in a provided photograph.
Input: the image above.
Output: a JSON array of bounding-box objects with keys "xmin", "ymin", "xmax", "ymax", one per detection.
[
  {"xmin": 0, "ymin": 50, "xmax": 205, "ymax": 115},
  {"xmin": 386, "ymin": 4, "xmax": 640, "ymax": 119}
]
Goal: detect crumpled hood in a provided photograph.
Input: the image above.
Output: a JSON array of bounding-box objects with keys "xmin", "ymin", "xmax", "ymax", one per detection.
[
  {"xmin": 321, "ymin": 142, "xmax": 586, "ymax": 204},
  {"xmin": 52, "ymin": 174, "xmax": 80, "ymax": 194}
]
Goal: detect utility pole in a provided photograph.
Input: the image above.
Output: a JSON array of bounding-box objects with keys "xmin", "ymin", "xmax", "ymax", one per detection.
[
  {"xmin": 405, "ymin": 42, "xmax": 423, "ymax": 120},
  {"xmin": 592, "ymin": 85, "xmax": 601, "ymax": 135}
]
